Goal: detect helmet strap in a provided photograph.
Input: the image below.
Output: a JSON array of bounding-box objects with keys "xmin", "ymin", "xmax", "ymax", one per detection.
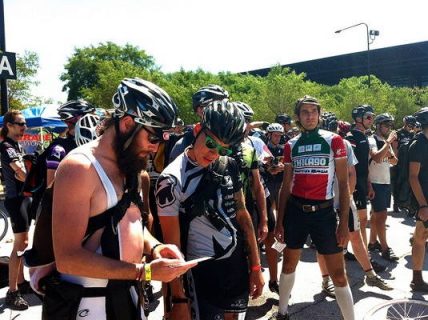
[{"xmin": 114, "ymin": 117, "xmax": 142, "ymax": 152}]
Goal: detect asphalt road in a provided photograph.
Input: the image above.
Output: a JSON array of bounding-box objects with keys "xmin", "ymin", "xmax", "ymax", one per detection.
[{"xmin": 0, "ymin": 205, "xmax": 427, "ymax": 320}]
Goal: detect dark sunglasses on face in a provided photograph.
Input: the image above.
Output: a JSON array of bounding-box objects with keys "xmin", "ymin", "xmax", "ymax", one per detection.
[
  {"xmin": 204, "ymin": 134, "xmax": 233, "ymax": 156},
  {"xmin": 12, "ymin": 122, "xmax": 27, "ymax": 127},
  {"xmin": 143, "ymin": 127, "xmax": 164, "ymax": 144}
]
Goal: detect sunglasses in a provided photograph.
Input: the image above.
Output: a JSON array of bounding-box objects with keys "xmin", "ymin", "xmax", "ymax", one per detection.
[
  {"xmin": 12, "ymin": 122, "xmax": 27, "ymax": 127},
  {"xmin": 142, "ymin": 127, "xmax": 164, "ymax": 144},
  {"xmin": 204, "ymin": 133, "xmax": 233, "ymax": 156}
]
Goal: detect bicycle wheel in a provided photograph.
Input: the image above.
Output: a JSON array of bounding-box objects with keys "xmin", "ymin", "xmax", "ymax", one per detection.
[
  {"xmin": 364, "ymin": 299, "xmax": 428, "ymax": 320},
  {"xmin": 0, "ymin": 209, "xmax": 9, "ymax": 242}
]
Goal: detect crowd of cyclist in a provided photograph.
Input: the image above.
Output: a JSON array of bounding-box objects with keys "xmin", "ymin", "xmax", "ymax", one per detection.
[{"xmin": 0, "ymin": 79, "xmax": 427, "ymax": 320}]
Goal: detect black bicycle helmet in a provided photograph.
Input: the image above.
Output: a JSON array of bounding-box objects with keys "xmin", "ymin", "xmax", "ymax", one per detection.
[
  {"xmin": 235, "ymin": 101, "xmax": 254, "ymax": 122},
  {"xmin": 112, "ymin": 78, "xmax": 178, "ymax": 129},
  {"xmin": 321, "ymin": 112, "xmax": 338, "ymax": 132},
  {"xmin": 414, "ymin": 107, "xmax": 428, "ymax": 126},
  {"xmin": 202, "ymin": 100, "xmax": 245, "ymax": 145},
  {"xmin": 352, "ymin": 104, "xmax": 374, "ymax": 121},
  {"xmin": 275, "ymin": 113, "xmax": 292, "ymax": 125},
  {"xmin": 57, "ymin": 99, "xmax": 96, "ymax": 121},
  {"xmin": 374, "ymin": 113, "xmax": 394, "ymax": 126},
  {"xmin": 403, "ymin": 115, "xmax": 417, "ymax": 127},
  {"xmin": 192, "ymin": 85, "xmax": 229, "ymax": 111},
  {"xmin": 294, "ymin": 95, "xmax": 320, "ymax": 115}
]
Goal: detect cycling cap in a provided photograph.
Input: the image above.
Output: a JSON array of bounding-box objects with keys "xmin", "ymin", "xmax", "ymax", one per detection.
[
  {"xmin": 294, "ymin": 95, "xmax": 320, "ymax": 115},
  {"xmin": 75, "ymin": 114, "xmax": 101, "ymax": 146},
  {"xmin": 202, "ymin": 100, "xmax": 245, "ymax": 145},
  {"xmin": 374, "ymin": 113, "xmax": 394, "ymax": 126},
  {"xmin": 338, "ymin": 120, "xmax": 351, "ymax": 137},
  {"xmin": 112, "ymin": 78, "xmax": 178, "ymax": 129},
  {"xmin": 58, "ymin": 99, "xmax": 96, "ymax": 121},
  {"xmin": 192, "ymin": 84, "xmax": 229, "ymax": 111},
  {"xmin": 403, "ymin": 115, "xmax": 417, "ymax": 127},
  {"xmin": 414, "ymin": 107, "xmax": 428, "ymax": 126},
  {"xmin": 352, "ymin": 104, "xmax": 375, "ymax": 120},
  {"xmin": 275, "ymin": 113, "xmax": 292, "ymax": 125},
  {"xmin": 266, "ymin": 123, "xmax": 284, "ymax": 133},
  {"xmin": 235, "ymin": 101, "xmax": 254, "ymax": 121}
]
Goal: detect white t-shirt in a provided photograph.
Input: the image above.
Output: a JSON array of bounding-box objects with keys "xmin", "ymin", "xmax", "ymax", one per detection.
[{"xmin": 368, "ymin": 134, "xmax": 392, "ymax": 184}]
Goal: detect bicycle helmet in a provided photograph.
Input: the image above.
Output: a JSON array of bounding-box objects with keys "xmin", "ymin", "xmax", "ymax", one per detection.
[
  {"xmin": 352, "ymin": 104, "xmax": 374, "ymax": 121},
  {"xmin": 74, "ymin": 114, "xmax": 101, "ymax": 146},
  {"xmin": 275, "ymin": 113, "xmax": 292, "ymax": 125},
  {"xmin": 338, "ymin": 121, "xmax": 351, "ymax": 137},
  {"xmin": 294, "ymin": 95, "xmax": 320, "ymax": 115},
  {"xmin": 414, "ymin": 107, "xmax": 428, "ymax": 126},
  {"xmin": 235, "ymin": 101, "xmax": 254, "ymax": 122},
  {"xmin": 403, "ymin": 115, "xmax": 417, "ymax": 127},
  {"xmin": 374, "ymin": 113, "xmax": 394, "ymax": 126},
  {"xmin": 192, "ymin": 84, "xmax": 229, "ymax": 111},
  {"xmin": 321, "ymin": 113, "xmax": 338, "ymax": 132},
  {"xmin": 176, "ymin": 117, "xmax": 184, "ymax": 127},
  {"xmin": 202, "ymin": 100, "xmax": 245, "ymax": 145},
  {"xmin": 112, "ymin": 78, "xmax": 178, "ymax": 129},
  {"xmin": 57, "ymin": 99, "xmax": 96, "ymax": 121},
  {"xmin": 266, "ymin": 123, "xmax": 285, "ymax": 133}
]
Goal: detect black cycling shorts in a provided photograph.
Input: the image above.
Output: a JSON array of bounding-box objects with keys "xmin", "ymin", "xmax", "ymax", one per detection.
[
  {"xmin": 266, "ymin": 196, "xmax": 276, "ymax": 232},
  {"xmin": 188, "ymin": 241, "xmax": 249, "ymax": 317},
  {"xmin": 283, "ymin": 198, "xmax": 342, "ymax": 255},
  {"xmin": 5, "ymin": 196, "xmax": 30, "ymax": 233},
  {"xmin": 353, "ymin": 177, "xmax": 368, "ymax": 210}
]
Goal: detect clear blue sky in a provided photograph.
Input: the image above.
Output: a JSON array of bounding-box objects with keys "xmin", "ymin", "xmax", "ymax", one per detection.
[{"xmin": 5, "ymin": 0, "xmax": 428, "ymax": 103}]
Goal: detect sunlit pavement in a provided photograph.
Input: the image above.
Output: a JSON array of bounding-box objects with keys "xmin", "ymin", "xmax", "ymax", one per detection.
[{"xmin": 0, "ymin": 203, "xmax": 427, "ymax": 320}]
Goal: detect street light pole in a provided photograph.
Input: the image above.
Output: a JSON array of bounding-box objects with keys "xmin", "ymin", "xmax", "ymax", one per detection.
[{"xmin": 335, "ymin": 22, "xmax": 379, "ymax": 88}]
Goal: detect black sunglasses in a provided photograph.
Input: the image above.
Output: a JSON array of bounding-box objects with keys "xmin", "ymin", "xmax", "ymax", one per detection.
[
  {"xmin": 12, "ymin": 122, "xmax": 27, "ymax": 127},
  {"xmin": 142, "ymin": 127, "xmax": 164, "ymax": 144}
]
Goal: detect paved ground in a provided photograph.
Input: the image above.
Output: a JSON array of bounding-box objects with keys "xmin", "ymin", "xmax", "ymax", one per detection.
[{"xmin": 0, "ymin": 203, "xmax": 427, "ymax": 319}]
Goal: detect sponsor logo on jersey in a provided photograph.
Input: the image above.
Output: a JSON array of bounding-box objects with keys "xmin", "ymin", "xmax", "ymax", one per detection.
[
  {"xmin": 313, "ymin": 144, "xmax": 322, "ymax": 151},
  {"xmin": 298, "ymin": 146, "xmax": 305, "ymax": 153},
  {"xmin": 156, "ymin": 175, "xmax": 177, "ymax": 208},
  {"xmin": 293, "ymin": 156, "xmax": 328, "ymax": 168},
  {"xmin": 6, "ymin": 148, "xmax": 17, "ymax": 159}
]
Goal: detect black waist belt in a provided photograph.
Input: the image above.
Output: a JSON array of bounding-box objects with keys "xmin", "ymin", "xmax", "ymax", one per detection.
[{"xmin": 289, "ymin": 196, "xmax": 333, "ymax": 213}]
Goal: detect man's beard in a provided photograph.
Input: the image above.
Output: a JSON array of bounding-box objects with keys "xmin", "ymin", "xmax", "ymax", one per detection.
[{"xmin": 115, "ymin": 137, "xmax": 148, "ymax": 177}]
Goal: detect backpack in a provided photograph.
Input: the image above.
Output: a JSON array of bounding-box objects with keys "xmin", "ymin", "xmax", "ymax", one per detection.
[
  {"xmin": 394, "ymin": 138, "xmax": 419, "ymax": 216},
  {"xmin": 21, "ymin": 136, "xmax": 76, "ymax": 220}
]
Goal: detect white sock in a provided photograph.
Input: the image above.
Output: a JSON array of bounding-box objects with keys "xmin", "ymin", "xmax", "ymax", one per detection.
[
  {"xmin": 335, "ymin": 285, "xmax": 355, "ymax": 320},
  {"xmin": 278, "ymin": 272, "xmax": 295, "ymax": 315}
]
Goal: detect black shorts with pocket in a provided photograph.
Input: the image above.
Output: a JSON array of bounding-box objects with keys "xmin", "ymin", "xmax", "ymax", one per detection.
[
  {"xmin": 353, "ymin": 177, "xmax": 368, "ymax": 210},
  {"xmin": 283, "ymin": 196, "xmax": 342, "ymax": 255}
]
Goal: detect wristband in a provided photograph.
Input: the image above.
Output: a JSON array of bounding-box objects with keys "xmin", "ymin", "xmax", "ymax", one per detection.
[
  {"xmin": 420, "ymin": 205, "xmax": 428, "ymax": 209},
  {"xmin": 172, "ymin": 297, "xmax": 189, "ymax": 304},
  {"xmin": 150, "ymin": 243, "xmax": 162, "ymax": 257},
  {"xmin": 136, "ymin": 264, "xmax": 144, "ymax": 282},
  {"xmin": 144, "ymin": 263, "xmax": 152, "ymax": 281},
  {"xmin": 251, "ymin": 264, "xmax": 262, "ymax": 272}
]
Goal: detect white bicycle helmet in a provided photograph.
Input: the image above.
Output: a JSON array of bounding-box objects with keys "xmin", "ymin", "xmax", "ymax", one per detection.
[
  {"xmin": 75, "ymin": 113, "xmax": 101, "ymax": 146},
  {"xmin": 266, "ymin": 123, "xmax": 284, "ymax": 133}
]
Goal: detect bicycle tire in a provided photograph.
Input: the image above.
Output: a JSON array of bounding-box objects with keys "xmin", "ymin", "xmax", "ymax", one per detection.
[
  {"xmin": 0, "ymin": 209, "xmax": 9, "ymax": 242},
  {"xmin": 364, "ymin": 299, "xmax": 428, "ymax": 320}
]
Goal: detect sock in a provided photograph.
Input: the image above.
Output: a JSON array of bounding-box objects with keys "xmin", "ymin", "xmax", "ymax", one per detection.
[
  {"xmin": 364, "ymin": 269, "xmax": 376, "ymax": 278},
  {"xmin": 278, "ymin": 272, "xmax": 295, "ymax": 315},
  {"xmin": 413, "ymin": 270, "xmax": 423, "ymax": 283},
  {"xmin": 335, "ymin": 285, "xmax": 355, "ymax": 320},
  {"xmin": 322, "ymin": 275, "xmax": 330, "ymax": 285}
]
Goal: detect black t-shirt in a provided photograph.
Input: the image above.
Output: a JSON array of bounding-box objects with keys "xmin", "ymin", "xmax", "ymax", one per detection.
[
  {"xmin": 408, "ymin": 133, "xmax": 428, "ymax": 200},
  {"xmin": 397, "ymin": 128, "xmax": 414, "ymax": 148},
  {"xmin": 0, "ymin": 137, "xmax": 24, "ymax": 198},
  {"xmin": 346, "ymin": 129, "xmax": 369, "ymax": 178},
  {"xmin": 266, "ymin": 141, "xmax": 284, "ymax": 183}
]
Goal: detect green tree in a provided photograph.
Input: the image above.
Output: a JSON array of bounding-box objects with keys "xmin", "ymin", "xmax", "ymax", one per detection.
[
  {"xmin": 61, "ymin": 42, "xmax": 158, "ymax": 101},
  {"xmin": 7, "ymin": 51, "xmax": 40, "ymax": 110}
]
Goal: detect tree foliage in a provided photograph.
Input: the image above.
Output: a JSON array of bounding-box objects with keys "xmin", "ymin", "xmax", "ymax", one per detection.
[
  {"xmin": 59, "ymin": 42, "xmax": 428, "ymax": 126},
  {"xmin": 8, "ymin": 51, "xmax": 40, "ymax": 110}
]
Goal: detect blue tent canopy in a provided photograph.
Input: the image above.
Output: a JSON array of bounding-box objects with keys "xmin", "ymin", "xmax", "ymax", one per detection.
[{"xmin": 0, "ymin": 104, "xmax": 67, "ymax": 131}]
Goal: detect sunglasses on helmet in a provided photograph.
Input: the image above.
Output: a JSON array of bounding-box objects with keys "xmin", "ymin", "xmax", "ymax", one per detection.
[{"xmin": 204, "ymin": 132, "xmax": 233, "ymax": 156}]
